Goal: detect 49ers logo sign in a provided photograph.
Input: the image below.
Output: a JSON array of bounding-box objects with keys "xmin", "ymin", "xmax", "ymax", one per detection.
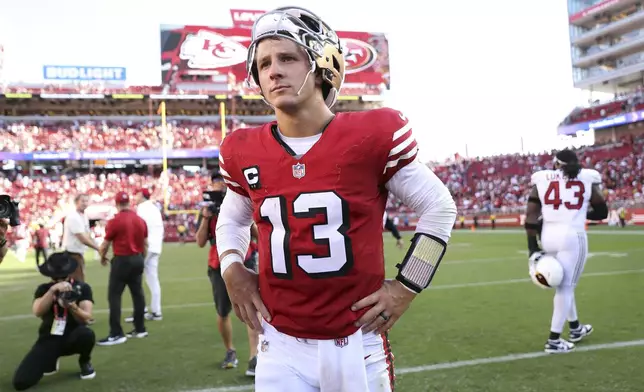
[{"xmin": 341, "ymin": 38, "xmax": 378, "ymax": 74}]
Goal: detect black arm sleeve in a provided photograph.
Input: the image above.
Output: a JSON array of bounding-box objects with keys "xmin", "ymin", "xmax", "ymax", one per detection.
[
  {"xmin": 527, "ymin": 234, "xmax": 541, "ymax": 256},
  {"xmin": 587, "ymin": 202, "xmax": 608, "ymax": 221}
]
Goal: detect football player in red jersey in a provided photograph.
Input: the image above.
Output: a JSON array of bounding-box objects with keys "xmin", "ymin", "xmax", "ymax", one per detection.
[{"xmin": 215, "ymin": 7, "xmax": 457, "ymax": 392}]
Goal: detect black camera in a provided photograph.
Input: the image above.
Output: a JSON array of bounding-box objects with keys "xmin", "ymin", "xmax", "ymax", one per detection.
[
  {"xmin": 203, "ymin": 191, "xmax": 225, "ymax": 215},
  {"xmin": 0, "ymin": 194, "xmax": 21, "ymax": 227},
  {"xmin": 57, "ymin": 288, "xmax": 81, "ymax": 306}
]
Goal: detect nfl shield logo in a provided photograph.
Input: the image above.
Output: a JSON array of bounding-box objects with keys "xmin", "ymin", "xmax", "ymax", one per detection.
[
  {"xmin": 292, "ymin": 163, "xmax": 306, "ymax": 179},
  {"xmin": 334, "ymin": 337, "xmax": 349, "ymax": 348}
]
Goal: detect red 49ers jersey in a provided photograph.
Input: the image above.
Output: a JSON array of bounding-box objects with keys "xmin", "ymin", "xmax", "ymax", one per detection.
[{"xmin": 219, "ymin": 107, "xmax": 418, "ymax": 339}]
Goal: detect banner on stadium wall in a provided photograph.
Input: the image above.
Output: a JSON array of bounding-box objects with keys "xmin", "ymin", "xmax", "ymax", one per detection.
[
  {"xmin": 0, "ymin": 148, "xmax": 219, "ymax": 161},
  {"xmin": 229, "ymin": 9, "xmax": 266, "ymax": 29},
  {"xmin": 557, "ymin": 109, "xmax": 644, "ymax": 135},
  {"xmin": 43, "ymin": 65, "xmax": 127, "ymax": 81},
  {"xmin": 629, "ymin": 209, "xmax": 644, "ymax": 225},
  {"xmin": 159, "ymin": 25, "xmax": 390, "ymax": 94}
]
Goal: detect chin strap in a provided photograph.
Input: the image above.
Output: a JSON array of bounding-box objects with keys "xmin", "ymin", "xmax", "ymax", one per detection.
[{"xmin": 295, "ymin": 60, "xmax": 316, "ymax": 97}]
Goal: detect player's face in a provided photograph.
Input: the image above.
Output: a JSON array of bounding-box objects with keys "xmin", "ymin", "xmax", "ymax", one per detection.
[{"xmin": 255, "ymin": 38, "xmax": 316, "ymax": 111}]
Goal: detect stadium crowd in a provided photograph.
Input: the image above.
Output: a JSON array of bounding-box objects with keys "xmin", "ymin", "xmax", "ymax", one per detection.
[
  {"xmin": 388, "ymin": 134, "xmax": 644, "ymax": 219},
  {"xmin": 1, "ymin": 128, "xmax": 643, "ymax": 244},
  {"xmin": 0, "ymin": 122, "xmax": 222, "ymax": 152},
  {"xmin": 561, "ymin": 86, "xmax": 644, "ymax": 126}
]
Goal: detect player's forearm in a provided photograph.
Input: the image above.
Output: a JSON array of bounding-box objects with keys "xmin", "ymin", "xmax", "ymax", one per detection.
[
  {"xmin": 385, "ymin": 163, "xmax": 457, "ymax": 293},
  {"xmin": 587, "ymin": 202, "xmax": 608, "ymax": 220},
  {"xmin": 526, "ymin": 233, "xmax": 541, "ymax": 255},
  {"xmin": 387, "ymin": 162, "xmax": 457, "ymax": 242},
  {"xmin": 215, "ymin": 190, "xmax": 254, "ymax": 270}
]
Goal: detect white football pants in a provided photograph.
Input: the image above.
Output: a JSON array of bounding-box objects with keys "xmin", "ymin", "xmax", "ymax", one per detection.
[
  {"xmin": 144, "ymin": 252, "xmax": 162, "ymax": 314},
  {"xmin": 541, "ymin": 226, "xmax": 588, "ymax": 334},
  {"xmin": 255, "ymin": 319, "xmax": 395, "ymax": 392}
]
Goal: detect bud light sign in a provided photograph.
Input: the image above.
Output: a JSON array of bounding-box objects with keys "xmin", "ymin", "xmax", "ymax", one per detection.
[{"xmin": 43, "ymin": 65, "xmax": 127, "ymax": 81}]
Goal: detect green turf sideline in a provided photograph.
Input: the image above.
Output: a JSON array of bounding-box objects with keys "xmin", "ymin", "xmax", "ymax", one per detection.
[
  {"xmin": 2, "ymin": 268, "xmax": 642, "ymax": 323},
  {"xmin": 179, "ymin": 338, "xmax": 644, "ymax": 392}
]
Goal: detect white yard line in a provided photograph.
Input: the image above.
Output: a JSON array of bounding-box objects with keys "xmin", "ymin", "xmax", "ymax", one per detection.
[{"xmin": 180, "ymin": 338, "xmax": 644, "ymax": 392}]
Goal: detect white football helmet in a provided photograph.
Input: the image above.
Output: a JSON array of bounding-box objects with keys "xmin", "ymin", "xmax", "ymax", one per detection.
[{"xmin": 529, "ymin": 254, "xmax": 564, "ymax": 289}]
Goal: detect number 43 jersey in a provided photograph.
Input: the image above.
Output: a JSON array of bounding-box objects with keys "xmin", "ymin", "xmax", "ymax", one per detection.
[
  {"xmin": 219, "ymin": 108, "xmax": 418, "ymax": 339},
  {"xmin": 531, "ymin": 168, "xmax": 602, "ymax": 232}
]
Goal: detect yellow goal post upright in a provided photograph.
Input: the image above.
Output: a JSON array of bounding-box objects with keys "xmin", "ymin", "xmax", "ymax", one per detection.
[{"xmin": 158, "ymin": 100, "xmax": 227, "ymax": 216}]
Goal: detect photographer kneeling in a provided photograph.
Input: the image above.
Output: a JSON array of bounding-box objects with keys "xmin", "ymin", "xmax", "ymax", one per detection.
[{"xmin": 12, "ymin": 252, "xmax": 96, "ymax": 391}]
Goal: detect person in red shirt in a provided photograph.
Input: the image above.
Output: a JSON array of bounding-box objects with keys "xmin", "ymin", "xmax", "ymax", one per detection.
[
  {"xmin": 97, "ymin": 191, "xmax": 149, "ymax": 346},
  {"xmin": 34, "ymin": 224, "xmax": 51, "ymax": 266},
  {"xmin": 196, "ymin": 176, "xmax": 259, "ymax": 377}
]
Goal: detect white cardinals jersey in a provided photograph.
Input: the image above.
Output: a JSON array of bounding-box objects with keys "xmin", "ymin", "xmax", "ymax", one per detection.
[{"xmin": 531, "ymin": 168, "xmax": 602, "ymax": 232}]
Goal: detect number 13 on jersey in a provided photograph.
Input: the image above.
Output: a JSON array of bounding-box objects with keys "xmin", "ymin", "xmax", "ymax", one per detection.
[{"xmin": 259, "ymin": 191, "xmax": 354, "ymax": 279}]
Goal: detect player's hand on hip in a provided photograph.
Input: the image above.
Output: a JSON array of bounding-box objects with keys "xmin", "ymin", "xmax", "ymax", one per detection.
[
  {"xmin": 222, "ymin": 262, "xmax": 271, "ymax": 333},
  {"xmin": 351, "ymin": 279, "xmax": 416, "ymax": 335}
]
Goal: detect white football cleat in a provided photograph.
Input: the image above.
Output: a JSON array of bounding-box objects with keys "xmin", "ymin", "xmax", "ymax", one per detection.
[
  {"xmin": 569, "ymin": 324, "xmax": 593, "ymax": 343},
  {"xmin": 544, "ymin": 338, "xmax": 575, "ymax": 354}
]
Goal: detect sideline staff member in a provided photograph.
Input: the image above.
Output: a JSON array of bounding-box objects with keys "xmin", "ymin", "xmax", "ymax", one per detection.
[
  {"xmin": 133, "ymin": 188, "xmax": 164, "ymax": 321},
  {"xmin": 13, "ymin": 252, "xmax": 96, "ymax": 391},
  {"xmin": 97, "ymin": 191, "xmax": 149, "ymax": 346},
  {"xmin": 63, "ymin": 194, "xmax": 100, "ymax": 282}
]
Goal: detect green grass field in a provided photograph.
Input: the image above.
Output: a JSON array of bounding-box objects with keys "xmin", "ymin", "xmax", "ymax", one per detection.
[{"xmin": 1, "ymin": 227, "xmax": 643, "ymax": 392}]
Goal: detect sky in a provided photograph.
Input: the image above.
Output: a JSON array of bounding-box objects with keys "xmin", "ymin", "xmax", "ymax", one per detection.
[{"xmin": 0, "ymin": 0, "xmax": 612, "ymax": 162}]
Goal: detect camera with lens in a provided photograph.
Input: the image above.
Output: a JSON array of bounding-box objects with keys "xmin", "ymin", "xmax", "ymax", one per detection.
[
  {"xmin": 202, "ymin": 169, "xmax": 226, "ymax": 215},
  {"xmin": 0, "ymin": 194, "xmax": 21, "ymax": 227},
  {"xmin": 57, "ymin": 288, "xmax": 81, "ymax": 306},
  {"xmin": 202, "ymin": 191, "xmax": 225, "ymax": 215}
]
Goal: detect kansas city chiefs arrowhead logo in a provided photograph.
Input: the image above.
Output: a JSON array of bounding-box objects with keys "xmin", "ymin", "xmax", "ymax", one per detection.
[
  {"xmin": 341, "ymin": 38, "xmax": 378, "ymax": 74},
  {"xmin": 179, "ymin": 30, "xmax": 248, "ymax": 69}
]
